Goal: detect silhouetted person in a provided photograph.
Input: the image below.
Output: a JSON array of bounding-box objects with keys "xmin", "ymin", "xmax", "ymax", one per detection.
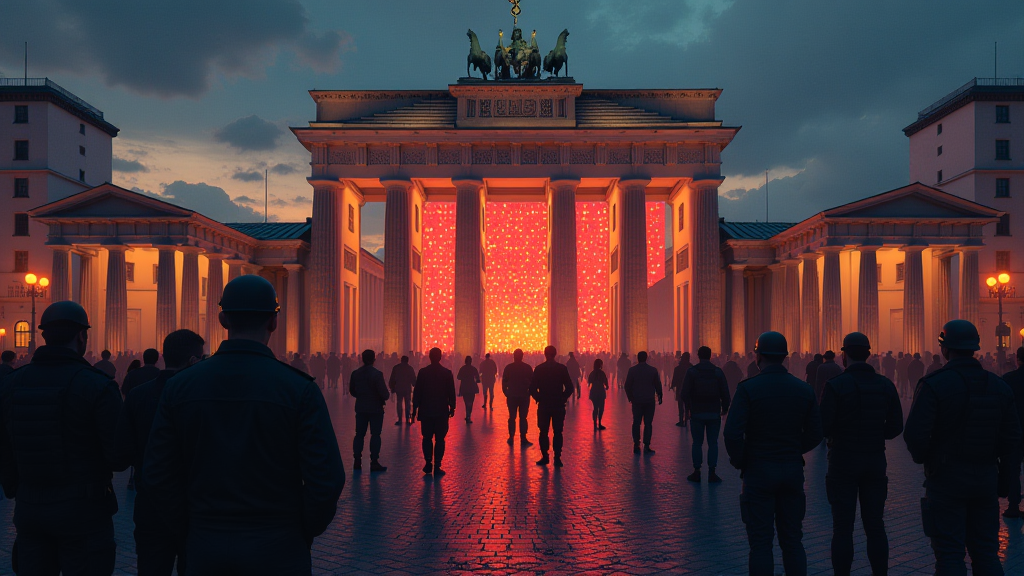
[
  {"xmin": 413, "ymin": 347, "xmax": 457, "ymax": 476},
  {"xmin": 289, "ymin": 352, "xmax": 308, "ymax": 373},
  {"xmin": 1004, "ymin": 347, "xmax": 1024, "ymax": 518},
  {"xmin": 502, "ymin": 349, "xmax": 534, "ymax": 446},
  {"xmin": 0, "ymin": 350, "xmax": 15, "ymax": 380},
  {"xmin": 814, "ymin": 351, "xmax": 842, "ymax": 402},
  {"xmin": 457, "ymin": 356, "xmax": 480, "ymax": 423},
  {"xmin": 724, "ymin": 353, "xmax": 744, "ymax": 392},
  {"xmin": 904, "ymin": 320, "xmax": 1022, "ymax": 575},
  {"xmin": 587, "ymin": 358, "xmax": 609, "ymax": 430},
  {"xmin": 805, "ymin": 353, "xmax": 823, "ymax": 386},
  {"xmin": 326, "ymin": 352, "xmax": 342, "ymax": 389},
  {"xmin": 819, "ymin": 332, "xmax": 903, "ymax": 576},
  {"xmin": 0, "ymin": 301, "xmax": 123, "ymax": 575},
  {"xmin": 624, "ymin": 351, "xmax": 664, "ymax": 455},
  {"xmin": 145, "ymin": 275, "xmax": 345, "ymax": 574},
  {"xmin": 309, "ymin": 352, "xmax": 326, "ymax": 390},
  {"xmin": 95, "ymin": 348, "xmax": 116, "ymax": 379},
  {"xmin": 389, "ymin": 355, "xmax": 416, "ymax": 425},
  {"xmin": 480, "ymin": 353, "xmax": 498, "ymax": 409},
  {"xmin": 530, "ymin": 345, "xmax": 575, "ymax": 467},
  {"xmin": 121, "ymin": 348, "xmax": 161, "ymax": 399},
  {"xmin": 907, "ymin": 352, "xmax": 925, "ymax": 391},
  {"xmin": 350, "ymin": 349, "xmax": 389, "ymax": 472},
  {"xmin": 725, "ymin": 331, "xmax": 822, "ymax": 576},
  {"xmin": 926, "ymin": 353, "xmax": 943, "ymax": 376},
  {"xmin": 616, "ymin": 353, "xmax": 631, "ymax": 389},
  {"xmin": 681, "ymin": 346, "xmax": 730, "ymax": 482},
  {"xmin": 895, "ymin": 352, "xmax": 910, "ymax": 397},
  {"xmin": 881, "ymin": 351, "xmax": 896, "ymax": 381},
  {"xmin": 746, "ymin": 356, "xmax": 760, "ymax": 378},
  {"xmin": 566, "ymin": 352, "xmax": 582, "ymax": 401},
  {"xmin": 117, "ymin": 329, "xmax": 205, "ymax": 576},
  {"xmin": 669, "ymin": 352, "xmax": 693, "ymax": 427}
]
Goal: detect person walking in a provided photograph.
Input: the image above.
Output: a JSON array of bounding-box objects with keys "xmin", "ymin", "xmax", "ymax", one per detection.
[
  {"xmin": 326, "ymin": 352, "xmax": 342, "ymax": 390},
  {"xmin": 413, "ymin": 347, "xmax": 457, "ymax": 476},
  {"xmin": 566, "ymin": 352, "xmax": 582, "ymax": 402},
  {"xmin": 1004, "ymin": 346, "xmax": 1024, "ymax": 518},
  {"xmin": 457, "ymin": 356, "xmax": 480, "ymax": 423},
  {"xmin": 587, "ymin": 358, "xmax": 609, "ymax": 430},
  {"xmin": 624, "ymin": 351, "xmax": 664, "ymax": 455},
  {"xmin": 94, "ymin": 349, "xmax": 116, "ymax": 380},
  {"xmin": 530, "ymin": 345, "xmax": 575, "ymax": 467},
  {"xmin": 121, "ymin": 348, "xmax": 161, "ymax": 399},
  {"xmin": 616, "ymin": 353, "xmax": 631, "ymax": 389},
  {"xmin": 724, "ymin": 331, "xmax": 823, "ymax": 576},
  {"xmin": 819, "ymin": 332, "xmax": 904, "ymax": 576},
  {"xmin": 144, "ymin": 276, "xmax": 345, "ymax": 574},
  {"xmin": 389, "ymin": 355, "xmax": 416, "ymax": 425},
  {"xmin": 502, "ymin": 349, "xmax": 534, "ymax": 446},
  {"xmin": 904, "ymin": 320, "xmax": 1022, "ymax": 574},
  {"xmin": 350, "ymin": 349, "xmax": 390, "ymax": 472},
  {"xmin": 669, "ymin": 351, "xmax": 693, "ymax": 427},
  {"xmin": 814, "ymin": 350, "xmax": 843, "ymax": 402},
  {"xmin": 480, "ymin": 353, "xmax": 498, "ymax": 410},
  {"xmin": 681, "ymin": 346, "xmax": 730, "ymax": 483},
  {"xmin": 906, "ymin": 352, "xmax": 925, "ymax": 391}
]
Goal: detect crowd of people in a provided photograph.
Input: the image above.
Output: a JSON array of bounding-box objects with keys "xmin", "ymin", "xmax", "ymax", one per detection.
[{"xmin": 0, "ymin": 274, "xmax": 1022, "ymax": 576}]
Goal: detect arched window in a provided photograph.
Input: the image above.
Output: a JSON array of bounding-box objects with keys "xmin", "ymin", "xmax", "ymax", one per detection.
[{"xmin": 14, "ymin": 321, "xmax": 30, "ymax": 348}]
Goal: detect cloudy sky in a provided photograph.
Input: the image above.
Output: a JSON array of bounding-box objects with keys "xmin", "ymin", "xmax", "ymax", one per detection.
[{"xmin": 2, "ymin": 0, "xmax": 1021, "ymax": 255}]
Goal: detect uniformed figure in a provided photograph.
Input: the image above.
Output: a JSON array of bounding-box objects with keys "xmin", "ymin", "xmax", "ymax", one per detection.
[
  {"xmin": 819, "ymin": 332, "xmax": 904, "ymax": 576},
  {"xmin": 0, "ymin": 301, "xmax": 124, "ymax": 575},
  {"xmin": 1003, "ymin": 346, "xmax": 1024, "ymax": 518},
  {"xmin": 724, "ymin": 331, "xmax": 823, "ymax": 576},
  {"xmin": 814, "ymin": 350, "xmax": 843, "ymax": 402},
  {"xmin": 144, "ymin": 275, "xmax": 345, "ymax": 574},
  {"xmin": 624, "ymin": 350, "xmax": 664, "ymax": 455},
  {"xmin": 116, "ymin": 329, "xmax": 205, "ymax": 576},
  {"xmin": 479, "ymin": 353, "xmax": 498, "ymax": 410},
  {"xmin": 413, "ymin": 347, "xmax": 457, "ymax": 476},
  {"xmin": 389, "ymin": 355, "xmax": 416, "ymax": 425},
  {"xmin": 502, "ymin": 349, "xmax": 534, "ymax": 446},
  {"xmin": 904, "ymin": 320, "xmax": 1023, "ymax": 575},
  {"xmin": 530, "ymin": 346, "xmax": 575, "ymax": 467},
  {"xmin": 350, "ymin": 349, "xmax": 390, "ymax": 472}
]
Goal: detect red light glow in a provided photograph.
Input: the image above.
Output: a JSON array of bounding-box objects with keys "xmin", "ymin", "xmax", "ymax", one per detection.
[
  {"xmin": 576, "ymin": 202, "xmax": 609, "ymax": 352},
  {"xmin": 647, "ymin": 202, "xmax": 665, "ymax": 288},
  {"xmin": 422, "ymin": 202, "xmax": 456, "ymax": 352},
  {"xmin": 485, "ymin": 202, "xmax": 549, "ymax": 352}
]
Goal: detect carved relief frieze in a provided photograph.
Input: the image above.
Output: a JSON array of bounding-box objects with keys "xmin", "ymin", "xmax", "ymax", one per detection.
[
  {"xmin": 570, "ymin": 146, "xmax": 594, "ymax": 165},
  {"xmin": 540, "ymin": 99, "xmax": 553, "ymax": 118},
  {"xmin": 540, "ymin": 146, "xmax": 560, "ymax": 165},
  {"xmin": 608, "ymin": 147, "xmax": 632, "ymax": 165},
  {"xmin": 401, "ymin": 146, "xmax": 426, "ymax": 165},
  {"xmin": 438, "ymin": 146, "xmax": 461, "ymax": 165},
  {"xmin": 480, "ymin": 100, "xmax": 491, "ymax": 117},
  {"xmin": 678, "ymin": 147, "xmax": 704, "ymax": 164},
  {"xmin": 472, "ymin": 146, "xmax": 493, "ymax": 165},
  {"xmin": 495, "ymin": 146, "xmax": 512, "ymax": 165},
  {"xmin": 521, "ymin": 146, "xmax": 538, "ymax": 165},
  {"xmin": 367, "ymin": 146, "xmax": 391, "ymax": 166},
  {"xmin": 329, "ymin": 147, "xmax": 359, "ymax": 165},
  {"xmin": 643, "ymin": 146, "xmax": 665, "ymax": 165}
]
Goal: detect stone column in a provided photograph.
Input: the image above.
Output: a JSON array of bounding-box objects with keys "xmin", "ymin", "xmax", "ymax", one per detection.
[
  {"xmin": 784, "ymin": 260, "xmax": 802, "ymax": 353},
  {"xmin": 226, "ymin": 259, "xmax": 245, "ymax": 281},
  {"xmin": 205, "ymin": 254, "xmax": 227, "ymax": 353},
  {"xmin": 284, "ymin": 264, "xmax": 303, "ymax": 355},
  {"xmin": 691, "ymin": 180, "xmax": 722, "ymax": 351},
  {"xmin": 769, "ymin": 264, "xmax": 787, "ymax": 335},
  {"xmin": 179, "ymin": 248, "xmax": 202, "ymax": 334},
  {"xmin": 801, "ymin": 253, "xmax": 821, "ymax": 353},
  {"xmin": 77, "ymin": 252, "xmax": 97, "ymax": 352},
  {"xmin": 383, "ymin": 179, "xmax": 416, "ymax": 353},
  {"xmin": 454, "ymin": 179, "xmax": 487, "ymax": 357},
  {"xmin": 902, "ymin": 246, "xmax": 926, "ymax": 355},
  {"xmin": 619, "ymin": 179, "xmax": 650, "ymax": 355},
  {"xmin": 104, "ymin": 246, "xmax": 128, "ymax": 353},
  {"xmin": 309, "ymin": 183, "xmax": 344, "ymax": 354},
  {"xmin": 728, "ymin": 265, "xmax": 746, "ymax": 355},
  {"xmin": 548, "ymin": 179, "xmax": 579, "ymax": 354},
  {"xmin": 156, "ymin": 247, "xmax": 178, "ymax": 345},
  {"xmin": 857, "ymin": 246, "xmax": 880, "ymax": 348},
  {"xmin": 958, "ymin": 247, "xmax": 980, "ymax": 325},
  {"xmin": 821, "ymin": 248, "xmax": 843, "ymax": 352},
  {"xmin": 934, "ymin": 254, "xmax": 952, "ymax": 332},
  {"xmin": 50, "ymin": 246, "xmax": 71, "ymax": 303}
]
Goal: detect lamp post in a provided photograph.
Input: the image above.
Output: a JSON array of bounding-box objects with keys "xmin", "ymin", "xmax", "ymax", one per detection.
[
  {"xmin": 24, "ymin": 273, "xmax": 49, "ymax": 354},
  {"xmin": 987, "ymin": 273, "xmax": 1012, "ymax": 370}
]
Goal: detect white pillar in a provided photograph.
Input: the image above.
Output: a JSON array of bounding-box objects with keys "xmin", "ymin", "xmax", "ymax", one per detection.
[
  {"xmin": 934, "ymin": 254, "xmax": 952, "ymax": 332},
  {"xmin": 309, "ymin": 183, "xmax": 344, "ymax": 354},
  {"xmin": 205, "ymin": 254, "xmax": 227, "ymax": 353},
  {"xmin": 618, "ymin": 179, "xmax": 650, "ymax": 355},
  {"xmin": 454, "ymin": 179, "xmax": 487, "ymax": 357},
  {"xmin": 958, "ymin": 246, "xmax": 980, "ymax": 325},
  {"xmin": 821, "ymin": 248, "xmax": 843, "ymax": 352},
  {"xmin": 548, "ymin": 179, "xmax": 579, "ymax": 354},
  {"xmin": 156, "ymin": 247, "xmax": 178, "ymax": 345},
  {"xmin": 902, "ymin": 246, "xmax": 926, "ymax": 355},
  {"xmin": 180, "ymin": 248, "xmax": 202, "ymax": 334},
  {"xmin": 769, "ymin": 264, "xmax": 787, "ymax": 335},
  {"xmin": 691, "ymin": 180, "xmax": 722, "ymax": 351},
  {"xmin": 801, "ymin": 253, "xmax": 821, "ymax": 353},
  {"xmin": 50, "ymin": 246, "xmax": 72, "ymax": 303},
  {"xmin": 728, "ymin": 265, "xmax": 746, "ymax": 355},
  {"xmin": 383, "ymin": 179, "xmax": 417, "ymax": 353},
  {"xmin": 284, "ymin": 264, "xmax": 303, "ymax": 355},
  {"xmin": 784, "ymin": 259, "xmax": 802, "ymax": 353},
  {"xmin": 104, "ymin": 246, "xmax": 128, "ymax": 353},
  {"xmin": 857, "ymin": 246, "xmax": 880, "ymax": 348}
]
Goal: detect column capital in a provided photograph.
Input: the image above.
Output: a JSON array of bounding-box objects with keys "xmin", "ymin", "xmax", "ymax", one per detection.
[
  {"xmin": 728, "ymin": 263, "xmax": 747, "ymax": 271},
  {"xmin": 856, "ymin": 244, "xmax": 882, "ymax": 253},
  {"xmin": 48, "ymin": 244, "xmax": 72, "ymax": 253},
  {"xmin": 799, "ymin": 251, "xmax": 821, "ymax": 261},
  {"xmin": 381, "ymin": 178, "xmax": 414, "ymax": 191},
  {"xmin": 452, "ymin": 178, "xmax": 484, "ymax": 191},
  {"xmin": 283, "ymin": 263, "xmax": 304, "ymax": 272},
  {"xmin": 691, "ymin": 177, "xmax": 725, "ymax": 191},
  {"xmin": 782, "ymin": 258, "xmax": 802, "ymax": 266},
  {"xmin": 619, "ymin": 178, "xmax": 651, "ymax": 191},
  {"xmin": 103, "ymin": 244, "xmax": 128, "ymax": 252},
  {"xmin": 900, "ymin": 244, "xmax": 928, "ymax": 253},
  {"xmin": 819, "ymin": 245, "xmax": 845, "ymax": 254},
  {"xmin": 204, "ymin": 252, "xmax": 231, "ymax": 261},
  {"xmin": 768, "ymin": 262, "xmax": 787, "ymax": 271},
  {"xmin": 956, "ymin": 244, "xmax": 983, "ymax": 253},
  {"xmin": 308, "ymin": 177, "xmax": 345, "ymax": 191},
  {"xmin": 549, "ymin": 178, "xmax": 581, "ymax": 191},
  {"xmin": 176, "ymin": 245, "xmax": 205, "ymax": 254}
]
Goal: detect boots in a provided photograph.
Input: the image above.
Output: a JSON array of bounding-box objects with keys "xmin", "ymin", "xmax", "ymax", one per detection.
[
  {"xmin": 433, "ymin": 464, "xmax": 446, "ymax": 477},
  {"xmin": 520, "ymin": 435, "xmax": 533, "ymax": 446},
  {"xmin": 1004, "ymin": 506, "xmax": 1022, "ymax": 519},
  {"xmin": 633, "ymin": 442, "xmax": 641, "ymax": 454},
  {"xmin": 370, "ymin": 459, "xmax": 387, "ymax": 472},
  {"xmin": 536, "ymin": 453, "xmax": 550, "ymax": 466},
  {"xmin": 708, "ymin": 467, "xmax": 722, "ymax": 483},
  {"xmin": 643, "ymin": 445, "xmax": 655, "ymax": 454},
  {"xmin": 554, "ymin": 456, "xmax": 564, "ymax": 468},
  {"xmin": 687, "ymin": 468, "xmax": 701, "ymax": 483},
  {"xmin": 353, "ymin": 457, "xmax": 362, "ymax": 471},
  {"xmin": 507, "ymin": 435, "xmax": 515, "ymax": 445},
  {"xmin": 422, "ymin": 462, "xmax": 433, "ymax": 475}
]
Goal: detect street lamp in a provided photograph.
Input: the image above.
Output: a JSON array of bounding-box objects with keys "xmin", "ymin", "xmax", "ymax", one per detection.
[
  {"xmin": 988, "ymin": 273, "xmax": 1012, "ymax": 369},
  {"xmin": 24, "ymin": 273, "xmax": 49, "ymax": 354}
]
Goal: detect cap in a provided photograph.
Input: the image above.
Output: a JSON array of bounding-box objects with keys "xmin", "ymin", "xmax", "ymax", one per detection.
[
  {"xmin": 938, "ymin": 319, "xmax": 981, "ymax": 351},
  {"xmin": 39, "ymin": 301, "xmax": 90, "ymax": 329},
  {"xmin": 841, "ymin": 332, "xmax": 871, "ymax": 351},
  {"xmin": 219, "ymin": 275, "xmax": 281, "ymax": 313},
  {"xmin": 754, "ymin": 331, "xmax": 788, "ymax": 356}
]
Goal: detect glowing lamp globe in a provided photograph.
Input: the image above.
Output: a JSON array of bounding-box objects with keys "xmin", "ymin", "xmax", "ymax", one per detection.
[
  {"xmin": 24, "ymin": 273, "xmax": 37, "ymax": 285},
  {"xmin": 38, "ymin": 278, "xmax": 49, "ymax": 288},
  {"xmin": 987, "ymin": 277, "xmax": 998, "ymax": 287},
  {"xmin": 998, "ymin": 273, "xmax": 1010, "ymax": 284},
  {"xmin": 0, "ymin": 328, "xmax": 5, "ymax": 336}
]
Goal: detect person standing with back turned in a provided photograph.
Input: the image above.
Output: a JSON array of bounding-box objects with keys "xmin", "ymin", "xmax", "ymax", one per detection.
[
  {"xmin": 413, "ymin": 347, "xmax": 457, "ymax": 476},
  {"xmin": 624, "ymin": 351, "xmax": 664, "ymax": 455},
  {"xmin": 502, "ymin": 349, "xmax": 534, "ymax": 447},
  {"xmin": 531, "ymin": 346, "xmax": 575, "ymax": 467},
  {"xmin": 681, "ymin": 346, "xmax": 730, "ymax": 483},
  {"xmin": 350, "ymin": 349, "xmax": 390, "ymax": 473},
  {"xmin": 1003, "ymin": 346, "xmax": 1024, "ymax": 519},
  {"xmin": 144, "ymin": 275, "xmax": 345, "ymax": 574}
]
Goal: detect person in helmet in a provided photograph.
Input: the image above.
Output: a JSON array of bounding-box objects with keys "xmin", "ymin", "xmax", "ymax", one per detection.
[
  {"xmin": 724, "ymin": 331, "xmax": 822, "ymax": 576},
  {"xmin": 0, "ymin": 300, "xmax": 124, "ymax": 575},
  {"xmin": 1003, "ymin": 346, "xmax": 1024, "ymax": 518},
  {"xmin": 819, "ymin": 332, "xmax": 904, "ymax": 576},
  {"xmin": 144, "ymin": 275, "xmax": 345, "ymax": 574},
  {"xmin": 904, "ymin": 320, "xmax": 1022, "ymax": 575}
]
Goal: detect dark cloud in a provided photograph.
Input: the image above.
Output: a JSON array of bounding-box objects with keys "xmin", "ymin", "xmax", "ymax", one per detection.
[
  {"xmin": 112, "ymin": 157, "xmax": 149, "ymax": 173},
  {"xmin": 232, "ymin": 170, "xmax": 265, "ymax": 182},
  {"xmin": 157, "ymin": 181, "xmax": 265, "ymax": 223},
  {"xmin": 267, "ymin": 194, "xmax": 311, "ymax": 207},
  {"xmin": 234, "ymin": 195, "xmax": 260, "ymax": 205},
  {"xmin": 0, "ymin": 1, "xmax": 351, "ymax": 97},
  {"xmin": 270, "ymin": 163, "xmax": 299, "ymax": 175},
  {"xmin": 216, "ymin": 116, "xmax": 283, "ymax": 151}
]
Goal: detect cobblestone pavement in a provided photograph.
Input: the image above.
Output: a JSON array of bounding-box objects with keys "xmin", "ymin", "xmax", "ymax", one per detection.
[{"xmin": 1, "ymin": 383, "xmax": 1023, "ymax": 575}]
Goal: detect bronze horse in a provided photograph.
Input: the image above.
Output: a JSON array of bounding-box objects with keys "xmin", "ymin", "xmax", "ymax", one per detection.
[
  {"xmin": 544, "ymin": 29, "xmax": 569, "ymax": 77},
  {"xmin": 467, "ymin": 29, "xmax": 492, "ymax": 79}
]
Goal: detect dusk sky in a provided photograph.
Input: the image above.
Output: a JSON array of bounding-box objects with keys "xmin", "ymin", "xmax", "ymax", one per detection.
[{"xmin": 2, "ymin": 0, "xmax": 1021, "ymax": 258}]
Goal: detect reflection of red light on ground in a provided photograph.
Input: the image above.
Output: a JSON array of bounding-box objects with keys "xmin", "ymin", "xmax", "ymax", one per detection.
[
  {"xmin": 577, "ymin": 202, "xmax": 609, "ymax": 352},
  {"xmin": 647, "ymin": 202, "xmax": 665, "ymax": 288},
  {"xmin": 486, "ymin": 202, "xmax": 548, "ymax": 352},
  {"xmin": 422, "ymin": 202, "xmax": 456, "ymax": 352}
]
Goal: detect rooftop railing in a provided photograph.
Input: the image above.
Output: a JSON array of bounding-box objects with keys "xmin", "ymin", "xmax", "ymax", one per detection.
[
  {"xmin": 0, "ymin": 77, "xmax": 104, "ymax": 119},
  {"xmin": 918, "ymin": 77, "xmax": 1024, "ymax": 119}
]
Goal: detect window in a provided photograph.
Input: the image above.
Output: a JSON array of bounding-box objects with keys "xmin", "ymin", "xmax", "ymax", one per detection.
[
  {"xmin": 896, "ymin": 263, "xmax": 905, "ymax": 283},
  {"xmin": 877, "ymin": 264, "xmax": 882, "ymax": 283},
  {"xmin": 14, "ymin": 321, "xmax": 29, "ymax": 348},
  {"xmin": 126, "ymin": 262, "xmax": 135, "ymax": 283},
  {"xmin": 997, "ymin": 178, "xmax": 1010, "ymax": 198},
  {"xmin": 937, "ymin": 146, "xmax": 943, "ymax": 156},
  {"xmin": 79, "ymin": 123, "xmax": 85, "ymax": 135},
  {"xmin": 996, "ymin": 214, "xmax": 1011, "ymax": 236},
  {"xmin": 348, "ymin": 205, "xmax": 355, "ymax": 233},
  {"xmin": 79, "ymin": 146, "xmax": 85, "ymax": 156},
  {"xmin": 201, "ymin": 277, "xmax": 208, "ymax": 297},
  {"xmin": 13, "ymin": 213, "xmax": 29, "ymax": 236},
  {"xmin": 677, "ymin": 203, "xmax": 684, "ymax": 231},
  {"xmin": 14, "ymin": 251, "xmax": 28, "ymax": 273},
  {"xmin": 152, "ymin": 264, "xmax": 159, "ymax": 284},
  {"xmin": 996, "ymin": 251, "xmax": 1011, "ymax": 272},
  {"xmin": 79, "ymin": 170, "xmax": 85, "ymax": 182},
  {"xmin": 14, "ymin": 106, "xmax": 27, "ymax": 124},
  {"xmin": 937, "ymin": 123, "xmax": 943, "ymax": 135},
  {"xmin": 411, "ymin": 249, "xmax": 421, "ymax": 273},
  {"xmin": 997, "ymin": 105, "xmax": 1010, "ymax": 123},
  {"xmin": 14, "ymin": 140, "xmax": 28, "ymax": 161},
  {"xmin": 610, "ymin": 247, "xmax": 619, "ymax": 273},
  {"xmin": 14, "ymin": 178, "xmax": 28, "ymax": 198},
  {"xmin": 937, "ymin": 170, "xmax": 943, "ymax": 183},
  {"xmin": 344, "ymin": 248, "xmax": 357, "ymax": 273},
  {"xmin": 996, "ymin": 140, "xmax": 1011, "ymax": 160},
  {"xmin": 676, "ymin": 246, "xmax": 689, "ymax": 272}
]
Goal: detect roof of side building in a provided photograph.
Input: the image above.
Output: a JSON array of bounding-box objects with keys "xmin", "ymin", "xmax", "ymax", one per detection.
[
  {"xmin": 0, "ymin": 78, "xmax": 119, "ymax": 136},
  {"xmin": 903, "ymin": 78, "xmax": 1024, "ymax": 136}
]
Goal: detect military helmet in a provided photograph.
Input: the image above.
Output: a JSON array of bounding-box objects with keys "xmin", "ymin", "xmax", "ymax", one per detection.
[
  {"xmin": 39, "ymin": 300, "xmax": 90, "ymax": 329},
  {"xmin": 841, "ymin": 332, "xmax": 871, "ymax": 351},
  {"xmin": 754, "ymin": 331, "xmax": 788, "ymax": 356},
  {"xmin": 219, "ymin": 274, "xmax": 281, "ymax": 313},
  {"xmin": 938, "ymin": 319, "xmax": 980, "ymax": 351}
]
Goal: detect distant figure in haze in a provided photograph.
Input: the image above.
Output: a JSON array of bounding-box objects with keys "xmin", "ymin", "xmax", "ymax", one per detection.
[
  {"xmin": 289, "ymin": 352, "xmax": 308, "ymax": 373},
  {"xmin": 502, "ymin": 349, "xmax": 535, "ymax": 446},
  {"xmin": 389, "ymin": 355, "xmax": 416, "ymax": 425},
  {"xmin": 881, "ymin": 351, "xmax": 896, "ymax": 381},
  {"xmin": 350, "ymin": 349, "xmax": 390, "ymax": 472},
  {"xmin": 805, "ymin": 353, "xmax": 823, "ymax": 386},
  {"xmin": 746, "ymin": 354, "xmax": 760, "ymax": 379},
  {"xmin": 530, "ymin": 345, "xmax": 575, "ymax": 467},
  {"xmin": 723, "ymin": 353, "xmax": 744, "ymax": 392},
  {"xmin": 587, "ymin": 358, "xmax": 609, "ymax": 430},
  {"xmin": 925, "ymin": 353, "xmax": 943, "ymax": 376},
  {"xmin": 669, "ymin": 351, "xmax": 693, "ymax": 427},
  {"xmin": 566, "ymin": 352, "xmax": 582, "ymax": 401},
  {"xmin": 326, "ymin": 352, "xmax": 342, "ymax": 389},
  {"xmin": 413, "ymin": 347, "xmax": 457, "ymax": 476},
  {"xmin": 624, "ymin": 351, "xmax": 663, "ymax": 455},
  {"xmin": 895, "ymin": 352, "xmax": 910, "ymax": 397},
  {"xmin": 122, "ymin": 348, "xmax": 161, "ymax": 399},
  {"xmin": 95, "ymin": 349, "xmax": 116, "ymax": 379},
  {"xmin": 814, "ymin": 351, "xmax": 843, "ymax": 402},
  {"xmin": 681, "ymin": 346, "xmax": 730, "ymax": 483},
  {"xmin": 906, "ymin": 352, "xmax": 925, "ymax": 392},
  {"xmin": 616, "ymin": 353, "xmax": 631, "ymax": 389},
  {"xmin": 1003, "ymin": 346, "xmax": 1024, "ymax": 518},
  {"xmin": 480, "ymin": 353, "xmax": 498, "ymax": 410},
  {"xmin": 457, "ymin": 356, "xmax": 480, "ymax": 424},
  {"xmin": 309, "ymin": 352, "xmax": 326, "ymax": 390},
  {"xmin": 0, "ymin": 350, "xmax": 16, "ymax": 380}
]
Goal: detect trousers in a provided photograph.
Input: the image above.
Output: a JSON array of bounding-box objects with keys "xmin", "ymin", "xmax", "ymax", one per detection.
[
  {"xmin": 420, "ymin": 416, "xmax": 450, "ymax": 466},
  {"xmin": 536, "ymin": 405, "xmax": 566, "ymax": 457},
  {"xmin": 395, "ymin": 393, "xmax": 411, "ymax": 420},
  {"xmin": 740, "ymin": 460, "xmax": 807, "ymax": 576},
  {"xmin": 825, "ymin": 451, "xmax": 889, "ymax": 576},
  {"xmin": 689, "ymin": 413, "xmax": 721, "ymax": 468},
  {"xmin": 185, "ymin": 524, "xmax": 310, "ymax": 575},
  {"xmin": 631, "ymin": 401, "xmax": 656, "ymax": 446},
  {"xmin": 12, "ymin": 498, "xmax": 116, "ymax": 576},
  {"xmin": 353, "ymin": 412, "xmax": 384, "ymax": 460},
  {"xmin": 506, "ymin": 396, "xmax": 530, "ymax": 437},
  {"xmin": 462, "ymin": 394, "xmax": 476, "ymax": 420},
  {"xmin": 923, "ymin": 488, "xmax": 1002, "ymax": 576},
  {"xmin": 135, "ymin": 491, "xmax": 186, "ymax": 576}
]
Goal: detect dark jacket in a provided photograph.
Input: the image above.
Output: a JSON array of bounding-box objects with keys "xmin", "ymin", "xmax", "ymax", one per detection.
[
  {"xmin": 723, "ymin": 364, "xmax": 822, "ymax": 470},
  {"xmin": 1004, "ymin": 367, "xmax": 1024, "ymax": 439},
  {"xmin": 350, "ymin": 364, "xmax": 389, "ymax": 414},
  {"xmin": 94, "ymin": 358, "xmax": 116, "ymax": 379},
  {"xmin": 413, "ymin": 362, "xmax": 457, "ymax": 420},
  {"xmin": 389, "ymin": 362, "xmax": 416, "ymax": 395},
  {"xmin": 530, "ymin": 360, "xmax": 575, "ymax": 408},
  {"xmin": 805, "ymin": 360, "xmax": 822, "ymax": 385},
  {"xmin": 501, "ymin": 361, "xmax": 534, "ymax": 398},
  {"xmin": 814, "ymin": 360, "xmax": 843, "ymax": 401},
  {"xmin": 121, "ymin": 363, "xmax": 160, "ymax": 398},
  {"xmin": 624, "ymin": 362, "xmax": 664, "ymax": 404},
  {"xmin": 587, "ymin": 369, "xmax": 608, "ymax": 401},
  {"xmin": 116, "ymin": 369, "xmax": 176, "ymax": 490},
  {"xmin": 480, "ymin": 358, "xmax": 498, "ymax": 386},
  {"xmin": 457, "ymin": 365, "xmax": 480, "ymax": 396},
  {"xmin": 819, "ymin": 362, "xmax": 903, "ymax": 454},
  {"xmin": 681, "ymin": 360, "xmax": 731, "ymax": 415},
  {"xmin": 669, "ymin": 360, "xmax": 692, "ymax": 402},
  {"xmin": 904, "ymin": 357, "xmax": 1022, "ymax": 494},
  {"xmin": 143, "ymin": 339, "xmax": 344, "ymax": 543}
]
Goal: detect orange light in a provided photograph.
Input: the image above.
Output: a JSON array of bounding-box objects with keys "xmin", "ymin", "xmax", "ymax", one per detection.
[
  {"xmin": 422, "ymin": 202, "xmax": 456, "ymax": 352},
  {"xmin": 1020, "ymin": 327, "xmax": 1024, "ymax": 338},
  {"xmin": 987, "ymin": 277, "xmax": 998, "ymax": 287},
  {"xmin": 24, "ymin": 273, "xmax": 37, "ymax": 285},
  {"xmin": 577, "ymin": 202, "xmax": 610, "ymax": 352},
  {"xmin": 0, "ymin": 328, "xmax": 6, "ymax": 336},
  {"xmin": 646, "ymin": 202, "xmax": 665, "ymax": 288},
  {"xmin": 486, "ymin": 202, "xmax": 549, "ymax": 352},
  {"xmin": 38, "ymin": 278, "xmax": 49, "ymax": 288},
  {"xmin": 998, "ymin": 273, "xmax": 1010, "ymax": 284}
]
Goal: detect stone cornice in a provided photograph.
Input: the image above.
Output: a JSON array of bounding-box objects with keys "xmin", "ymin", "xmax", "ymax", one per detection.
[
  {"xmin": 583, "ymin": 89, "xmax": 721, "ymax": 101},
  {"xmin": 310, "ymin": 90, "xmax": 450, "ymax": 103}
]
